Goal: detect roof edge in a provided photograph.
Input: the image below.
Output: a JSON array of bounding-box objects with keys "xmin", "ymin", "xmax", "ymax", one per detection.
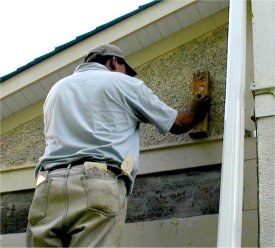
[{"xmin": 0, "ymin": 0, "xmax": 161, "ymax": 83}]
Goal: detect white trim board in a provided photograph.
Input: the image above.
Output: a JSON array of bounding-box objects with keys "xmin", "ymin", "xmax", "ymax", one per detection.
[
  {"xmin": 0, "ymin": 210, "xmax": 258, "ymax": 247},
  {"xmin": 0, "ymin": 137, "xmax": 256, "ymax": 193}
]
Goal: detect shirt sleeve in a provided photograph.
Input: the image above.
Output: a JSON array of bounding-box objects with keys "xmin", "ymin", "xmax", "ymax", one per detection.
[{"xmin": 125, "ymin": 79, "xmax": 178, "ymax": 134}]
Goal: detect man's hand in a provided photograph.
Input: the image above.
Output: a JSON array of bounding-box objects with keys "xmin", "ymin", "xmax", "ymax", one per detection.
[
  {"xmin": 170, "ymin": 94, "xmax": 211, "ymax": 134},
  {"xmin": 186, "ymin": 93, "xmax": 211, "ymax": 123}
]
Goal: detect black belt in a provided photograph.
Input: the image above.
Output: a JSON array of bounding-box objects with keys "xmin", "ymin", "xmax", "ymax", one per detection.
[
  {"xmin": 42, "ymin": 158, "xmax": 130, "ymax": 194},
  {"xmin": 43, "ymin": 158, "xmax": 95, "ymax": 172},
  {"xmin": 43, "ymin": 159, "xmax": 123, "ymax": 176}
]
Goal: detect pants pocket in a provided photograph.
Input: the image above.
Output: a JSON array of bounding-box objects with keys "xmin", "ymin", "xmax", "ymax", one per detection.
[
  {"xmin": 28, "ymin": 179, "xmax": 52, "ymax": 225},
  {"xmin": 81, "ymin": 176, "xmax": 119, "ymax": 217}
]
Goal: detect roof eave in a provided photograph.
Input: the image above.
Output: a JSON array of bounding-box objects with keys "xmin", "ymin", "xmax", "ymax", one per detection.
[{"xmin": 0, "ymin": 0, "xmax": 161, "ymax": 83}]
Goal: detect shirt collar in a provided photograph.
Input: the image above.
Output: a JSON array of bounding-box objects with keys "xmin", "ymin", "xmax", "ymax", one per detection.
[{"xmin": 74, "ymin": 62, "xmax": 109, "ymax": 73}]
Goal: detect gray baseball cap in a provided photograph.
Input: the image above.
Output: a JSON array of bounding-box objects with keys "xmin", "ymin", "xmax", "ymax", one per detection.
[{"xmin": 84, "ymin": 44, "xmax": 137, "ymax": 77}]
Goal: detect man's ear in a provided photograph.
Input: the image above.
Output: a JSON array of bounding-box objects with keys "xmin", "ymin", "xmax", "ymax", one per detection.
[{"xmin": 109, "ymin": 57, "xmax": 116, "ymax": 70}]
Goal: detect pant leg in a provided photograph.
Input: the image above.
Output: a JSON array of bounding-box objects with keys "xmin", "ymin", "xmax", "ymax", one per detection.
[
  {"xmin": 67, "ymin": 173, "xmax": 128, "ymax": 247},
  {"xmin": 27, "ymin": 176, "xmax": 66, "ymax": 247},
  {"xmin": 27, "ymin": 166, "xmax": 128, "ymax": 247}
]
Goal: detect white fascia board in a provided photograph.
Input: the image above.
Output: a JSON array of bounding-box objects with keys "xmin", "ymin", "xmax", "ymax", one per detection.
[{"xmin": 0, "ymin": 0, "xmax": 197, "ymax": 99}]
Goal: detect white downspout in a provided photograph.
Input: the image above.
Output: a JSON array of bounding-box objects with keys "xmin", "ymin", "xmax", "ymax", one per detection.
[{"xmin": 217, "ymin": 0, "xmax": 247, "ymax": 247}]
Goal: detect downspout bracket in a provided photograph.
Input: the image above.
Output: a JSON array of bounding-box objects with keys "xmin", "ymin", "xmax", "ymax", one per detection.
[
  {"xmin": 251, "ymin": 83, "xmax": 275, "ymax": 97},
  {"xmin": 250, "ymin": 82, "xmax": 275, "ymax": 118}
]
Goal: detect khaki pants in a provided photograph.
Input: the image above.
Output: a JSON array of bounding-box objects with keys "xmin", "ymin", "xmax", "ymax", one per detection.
[{"xmin": 27, "ymin": 164, "xmax": 127, "ymax": 247}]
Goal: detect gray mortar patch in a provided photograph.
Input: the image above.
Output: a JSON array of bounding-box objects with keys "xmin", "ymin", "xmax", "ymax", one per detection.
[{"xmin": 1, "ymin": 165, "xmax": 221, "ymax": 234}]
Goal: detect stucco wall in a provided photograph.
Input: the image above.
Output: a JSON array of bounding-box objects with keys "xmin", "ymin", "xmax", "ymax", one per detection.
[
  {"xmin": 257, "ymin": 116, "xmax": 275, "ymax": 247},
  {"xmin": 1, "ymin": 116, "xmax": 44, "ymax": 168},
  {"xmin": 0, "ymin": 24, "xmax": 228, "ymax": 169},
  {"xmin": 137, "ymin": 24, "xmax": 228, "ymax": 147}
]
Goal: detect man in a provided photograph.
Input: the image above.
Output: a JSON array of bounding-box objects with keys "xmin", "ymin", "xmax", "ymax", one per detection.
[{"xmin": 27, "ymin": 44, "xmax": 210, "ymax": 247}]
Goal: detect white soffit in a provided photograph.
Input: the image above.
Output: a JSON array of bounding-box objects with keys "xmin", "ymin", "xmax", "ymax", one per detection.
[{"xmin": 0, "ymin": 0, "xmax": 229, "ymax": 121}]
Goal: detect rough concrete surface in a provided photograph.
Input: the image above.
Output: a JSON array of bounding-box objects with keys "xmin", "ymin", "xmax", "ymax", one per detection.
[
  {"xmin": 1, "ymin": 116, "xmax": 44, "ymax": 168},
  {"xmin": 126, "ymin": 165, "xmax": 221, "ymax": 223},
  {"xmin": 257, "ymin": 116, "xmax": 275, "ymax": 247},
  {"xmin": 0, "ymin": 190, "xmax": 33, "ymax": 234},
  {"xmin": 137, "ymin": 24, "xmax": 228, "ymax": 147},
  {"xmin": 0, "ymin": 165, "xmax": 221, "ymax": 234}
]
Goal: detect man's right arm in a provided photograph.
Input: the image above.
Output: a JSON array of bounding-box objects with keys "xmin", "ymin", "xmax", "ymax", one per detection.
[{"xmin": 169, "ymin": 94, "xmax": 210, "ymax": 134}]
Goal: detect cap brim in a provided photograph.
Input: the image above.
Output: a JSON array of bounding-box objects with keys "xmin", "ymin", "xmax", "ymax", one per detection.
[{"xmin": 125, "ymin": 62, "xmax": 137, "ymax": 77}]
